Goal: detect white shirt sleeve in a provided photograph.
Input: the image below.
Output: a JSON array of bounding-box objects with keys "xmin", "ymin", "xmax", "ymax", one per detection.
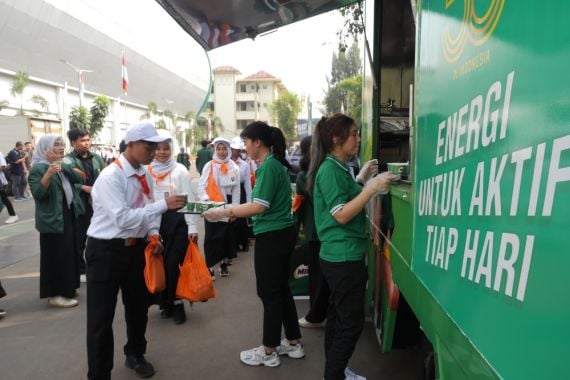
[{"xmin": 198, "ymin": 161, "xmax": 211, "ymax": 201}]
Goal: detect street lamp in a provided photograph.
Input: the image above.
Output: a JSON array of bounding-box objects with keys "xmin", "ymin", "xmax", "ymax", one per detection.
[
  {"xmin": 60, "ymin": 59, "xmax": 93, "ymax": 107},
  {"xmin": 162, "ymin": 96, "xmax": 174, "ymax": 132}
]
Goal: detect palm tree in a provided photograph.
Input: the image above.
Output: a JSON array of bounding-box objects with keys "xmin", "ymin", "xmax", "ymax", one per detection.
[
  {"xmin": 139, "ymin": 101, "xmax": 159, "ymax": 121},
  {"xmin": 10, "ymin": 71, "xmax": 30, "ymax": 115}
]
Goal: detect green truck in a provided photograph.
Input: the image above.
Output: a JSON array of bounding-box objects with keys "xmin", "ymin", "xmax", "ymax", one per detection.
[{"xmin": 158, "ymin": 0, "xmax": 570, "ymax": 378}]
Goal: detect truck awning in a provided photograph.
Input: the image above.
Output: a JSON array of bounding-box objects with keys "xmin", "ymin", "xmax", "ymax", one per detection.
[{"xmin": 155, "ymin": 0, "xmax": 359, "ymax": 50}]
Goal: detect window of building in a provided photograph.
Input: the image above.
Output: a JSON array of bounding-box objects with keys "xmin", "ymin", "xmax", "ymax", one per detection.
[
  {"xmin": 250, "ymin": 84, "xmax": 255, "ymax": 90},
  {"xmin": 240, "ymin": 102, "xmax": 247, "ymax": 111},
  {"xmin": 240, "ymin": 84, "xmax": 246, "ymax": 92},
  {"xmin": 262, "ymin": 85, "xmax": 267, "ymax": 89}
]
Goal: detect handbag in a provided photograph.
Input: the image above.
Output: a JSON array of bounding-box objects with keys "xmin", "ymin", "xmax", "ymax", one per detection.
[
  {"xmin": 176, "ymin": 241, "xmax": 217, "ymax": 302},
  {"xmin": 144, "ymin": 235, "xmax": 166, "ymax": 293}
]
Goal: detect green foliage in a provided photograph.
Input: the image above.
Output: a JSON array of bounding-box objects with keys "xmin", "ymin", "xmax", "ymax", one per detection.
[
  {"xmin": 330, "ymin": 41, "xmax": 361, "ymax": 85},
  {"xmin": 30, "ymin": 95, "xmax": 49, "ymax": 116},
  {"xmin": 269, "ymin": 90, "xmax": 301, "ymax": 141},
  {"xmin": 0, "ymin": 100, "xmax": 10, "ymax": 112},
  {"xmin": 69, "ymin": 106, "xmax": 91, "ymax": 131},
  {"xmin": 338, "ymin": 2, "xmax": 365, "ymax": 53},
  {"xmin": 89, "ymin": 95, "xmax": 111, "ymax": 137},
  {"xmin": 10, "ymin": 71, "xmax": 30, "ymax": 115},
  {"xmin": 140, "ymin": 101, "xmax": 159, "ymax": 120},
  {"xmin": 324, "ymin": 41, "xmax": 363, "ymax": 122},
  {"xmin": 156, "ymin": 119, "xmax": 167, "ymax": 129}
]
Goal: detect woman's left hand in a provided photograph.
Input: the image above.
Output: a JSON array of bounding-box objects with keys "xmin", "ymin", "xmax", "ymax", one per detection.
[
  {"xmin": 44, "ymin": 148, "xmax": 62, "ymax": 162},
  {"xmin": 188, "ymin": 233, "xmax": 198, "ymax": 242}
]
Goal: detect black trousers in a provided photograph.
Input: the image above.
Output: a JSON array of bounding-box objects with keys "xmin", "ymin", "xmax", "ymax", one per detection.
[
  {"xmin": 254, "ymin": 226, "xmax": 301, "ymax": 347},
  {"xmin": 85, "ymin": 237, "xmax": 150, "ymax": 380},
  {"xmin": 304, "ymin": 241, "xmax": 329, "ymax": 323},
  {"xmin": 77, "ymin": 198, "xmax": 93, "ymax": 274},
  {"xmin": 10, "ymin": 174, "xmax": 26, "ymax": 199},
  {"xmin": 0, "ymin": 186, "xmax": 15, "ymax": 216},
  {"xmin": 320, "ymin": 258, "xmax": 367, "ymax": 380}
]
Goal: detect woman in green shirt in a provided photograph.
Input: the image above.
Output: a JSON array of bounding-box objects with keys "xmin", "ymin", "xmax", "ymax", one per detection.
[
  {"xmin": 204, "ymin": 121, "xmax": 304, "ymax": 368},
  {"xmin": 308, "ymin": 113, "xmax": 396, "ymax": 380}
]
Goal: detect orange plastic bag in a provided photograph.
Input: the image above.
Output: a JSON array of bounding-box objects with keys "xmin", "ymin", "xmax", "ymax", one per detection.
[
  {"xmin": 176, "ymin": 241, "xmax": 217, "ymax": 302},
  {"xmin": 144, "ymin": 235, "xmax": 166, "ymax": 294}
]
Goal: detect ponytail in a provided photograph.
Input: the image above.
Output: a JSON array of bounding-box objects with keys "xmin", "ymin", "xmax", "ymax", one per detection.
[
  {"xmin": 270, "ymin": 127, "xmax": 291, "ymax": 170},
  {"xmin": 241, "ymin": 121, "xmax": 291, "ymax": 169},
  {"xmin": 306, "ymin": 113, "xmax": 355, "ymax": 194}
]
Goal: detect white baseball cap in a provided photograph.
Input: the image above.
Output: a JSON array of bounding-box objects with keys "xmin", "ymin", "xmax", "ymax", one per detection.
[
  {"xmin": 230, "ymin": 136, "xmax": 244, "ymax": 150},
  {"xmin": 124, "ymin": 122, "xmax": 170, "ymax": 144}
]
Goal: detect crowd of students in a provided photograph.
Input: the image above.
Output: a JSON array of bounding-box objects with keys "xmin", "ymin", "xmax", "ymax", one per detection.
[{"xmin": 0, "ymin": 114, "xmax": 397, "ymax": 380}]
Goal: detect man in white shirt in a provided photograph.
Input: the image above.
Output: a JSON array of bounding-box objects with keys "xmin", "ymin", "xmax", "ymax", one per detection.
[{"xmin": 85, "ymin": 123, "xmax": 186, "ymax": 380}]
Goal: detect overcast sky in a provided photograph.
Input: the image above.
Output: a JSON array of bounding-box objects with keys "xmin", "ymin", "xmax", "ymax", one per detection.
[{"xmin": 208, "ymin": 11, "xmax": 346, "ymax": 117}]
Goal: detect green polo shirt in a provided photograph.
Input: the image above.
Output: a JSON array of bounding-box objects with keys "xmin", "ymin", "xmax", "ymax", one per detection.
[
  {"xmin": 251, "ymin": 153, "xmax": 293, "ymax": 235},
  {"xmin": 314, "ymin": 154, "xmax": 367, "ymax": 262}
]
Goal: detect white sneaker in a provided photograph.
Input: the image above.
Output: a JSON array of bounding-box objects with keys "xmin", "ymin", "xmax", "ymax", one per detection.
[
  {"xmin": 298, "ymin": 316, "xmax": 326, "ymax": 328},
  {"xmin": 4, "ymin": 215, "xmax": 18, "ymax": 224},
  {"xmin": 80, "ymin": 274, "xmax": 87, "ymax": 283},
  {"xmin": 345, "ymin": 367, "xmax": 367, "ymax": 380},
  {"xmin": 240, "ymin": 346, "xmax": 280, "ymax": 367},
  {"xmin": 48, "ymin": 296, "xmax": 78, "ymax": 308},
  {"xmin": 277, "ymin": 339, "xmax": 305, "ymax": 358}
]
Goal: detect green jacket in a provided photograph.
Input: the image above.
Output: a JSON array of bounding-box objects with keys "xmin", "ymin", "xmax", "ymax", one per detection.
[
  {"xmin": 29, "ymin": 163, "xmax": 85, "ymax": 234},
  {"xmin": 64, "ymin": 150, "xmax": 105, "ymax": 196},
  {"xmin": 196, "ymin": 148, "xmax": 213, "ymax": 175}
]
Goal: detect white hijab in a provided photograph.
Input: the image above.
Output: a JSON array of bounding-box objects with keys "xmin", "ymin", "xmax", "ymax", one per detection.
[
  {"xmin": 149, "ymin": 138, "xmax": 177, "ymax": 176},
  {"xmin": 32, "ymin": 134, "xmax": 74, "ymax": 207}
]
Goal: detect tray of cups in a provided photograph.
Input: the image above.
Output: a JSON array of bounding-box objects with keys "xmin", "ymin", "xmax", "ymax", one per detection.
[{"xmin": 177, "ymin": 201, "xmax": 226, "ymax": 214}]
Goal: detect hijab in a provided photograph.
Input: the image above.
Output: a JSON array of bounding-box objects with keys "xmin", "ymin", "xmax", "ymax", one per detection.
[
  {"xmin": 148, "ymin": 138, "xmax": 177, "ymax": 179},
  {"xmin": 32, "ymin": 134, "xmax": 74, "ymax": 207},
  {"xmin": 212, "ymin": 137, "xmax": 232, "ymax": 174}
]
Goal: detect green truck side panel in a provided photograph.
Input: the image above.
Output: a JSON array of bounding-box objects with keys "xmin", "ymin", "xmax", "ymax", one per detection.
[
  {"xmin": 410, "ymin": 0, "xmax": 570, "ymax": 378},
  {"xmin": 366, "ymin": 0, "xmax": 570, "ymax": 377}
]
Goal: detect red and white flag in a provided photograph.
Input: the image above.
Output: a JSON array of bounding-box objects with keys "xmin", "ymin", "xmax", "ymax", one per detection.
[{"xmin": 122, "ymin": 52, "xmax": 128, "ymax": 95}]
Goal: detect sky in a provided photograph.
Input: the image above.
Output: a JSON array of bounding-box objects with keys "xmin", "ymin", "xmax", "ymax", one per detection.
[
  {"xmin": 208, "ymin": 11, "xmax": 347, "ymax": 118},
  {"xmin": 43, "ymin": 0, "xmax": 347, "ymax": 117}
]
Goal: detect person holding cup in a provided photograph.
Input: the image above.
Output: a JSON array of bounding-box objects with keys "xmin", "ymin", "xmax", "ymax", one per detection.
[
  {"xmin": 147, "ymin": 131, "xmax": 198, "ymax": 324},
  {"xmin": 307, "ymin": 113, "xmax": 398, "ymax": 380},
  {"xmin": 28, "ymin": 134, "xmax": 85, "ymax": 308}
]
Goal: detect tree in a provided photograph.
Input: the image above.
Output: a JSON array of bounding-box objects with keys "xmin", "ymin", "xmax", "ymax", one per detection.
[
  {"xmin": 0, "ymin": 100, "xmax": 10, "ymax": 112},
  {"xmin": 30, "ymin": 95, "xmax": 49, "ymax": 116},
  {"xmin": 68, "ymin": 95, "xmax": 110, "ymax": 138},
  {"xmin": 269, "ymin": 90, "xmax": 301, "ymax": 141},
  {"xmin": 139, "ymin": 101, "xmax": 159, "ymax": 121},
  {"xmin": 10, "ymin": 71, "xmax": 30, "ymax": 115},
  {"xmin": 324, "ymin": 40, "xmax": 363, "ymax": 120},
  {"xmin": 337, "ymin": 2, "xmax": 365, "ymax": 53},
  {"xmin": 89, "ymin": 95, "xmax": 111, "ymax": 137},
  {"xmin": 69, "ymin": 106, "xmax": 91, "ymax": 131},
  {"xmin": 330, "ymin": 41, "xmax": 361, "ymax": 86}
]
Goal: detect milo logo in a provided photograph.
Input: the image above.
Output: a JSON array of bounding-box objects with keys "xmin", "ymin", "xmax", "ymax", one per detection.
[{"xmin": 293, "ymin": 264, "xmax": 309, "ymax": 279}]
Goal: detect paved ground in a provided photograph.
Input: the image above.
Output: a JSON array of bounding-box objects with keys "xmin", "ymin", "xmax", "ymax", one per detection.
[{"xmin": 0, "ymin": 180, "xmax": 416, "ymax": 380}]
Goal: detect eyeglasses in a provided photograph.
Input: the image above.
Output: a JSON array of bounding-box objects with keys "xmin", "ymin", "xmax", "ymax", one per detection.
[{"xmin": 349, "ymin": 129, "xmax": 360, "ymax": 137}]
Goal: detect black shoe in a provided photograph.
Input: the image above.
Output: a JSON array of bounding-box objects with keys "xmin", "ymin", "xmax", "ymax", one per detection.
[
  {"xmin": 0, "ymin": 309, "xmax": 5, "ymax": 318},
  {"xmin": 160, "ymin": 308, "xmax": 173, "ymax": 319},
  {"xmin": 173, "ymin": 303, "xmax": 186, "ymax": 325},
  {"xmin": 219, "ymin": 263, "xmax": 229, "ymax": 277},
  {"xmin": 125, "ymin": 355, "xmax": 155, "ymax": 378}
]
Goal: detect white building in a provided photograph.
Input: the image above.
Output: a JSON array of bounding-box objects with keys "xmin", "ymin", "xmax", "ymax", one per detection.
[
  {"xmin": 209, "ymin": 66, "xmax": 286, "ymax": 137},
  {"xmin": 0, "ymin": 0, "xmax": 210, "ymax": 153}
]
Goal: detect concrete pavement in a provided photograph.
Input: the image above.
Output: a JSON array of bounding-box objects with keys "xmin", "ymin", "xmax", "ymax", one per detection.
[{"xmin": 0, "ymin": 196, "xmax": 416, "ymax": 380}]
